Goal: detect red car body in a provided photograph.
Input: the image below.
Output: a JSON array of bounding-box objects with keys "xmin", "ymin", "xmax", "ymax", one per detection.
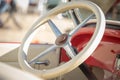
[{"xmin": 60, "ymin": 22, "xmax": 120, "ymax": 75}]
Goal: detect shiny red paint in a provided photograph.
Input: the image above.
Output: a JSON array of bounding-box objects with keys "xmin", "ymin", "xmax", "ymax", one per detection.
[{"xmin": 60, "ymin": 27, "xmax": 120, "ymax": 74}]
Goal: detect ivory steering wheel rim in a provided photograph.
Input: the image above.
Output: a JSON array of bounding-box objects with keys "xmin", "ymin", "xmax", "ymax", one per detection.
[{"xmin": 18, "ymin": 1, "xmax": 105, "ymax": 79}]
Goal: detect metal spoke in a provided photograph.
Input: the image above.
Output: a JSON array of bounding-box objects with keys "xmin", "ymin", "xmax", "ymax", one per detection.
[
  {"xmin": 29, "ymin": 45, "xmax": 57, "ymax": 64},
  {"xmin": 68, "ymin": 10, "xmax": 79, "ymax": 26},
  {"xmin": 69, "ymin": 14, "xmax": 94, "ymax": 36},
  {"xmin": 63, "ymin": 42, "xmax": 76, "ymax": 58},
  {"xmin": 74, "ymin": 8, "xmax": 83, "ymax": 22},
  {"xmin": 48, "ymin": 20, "xmax": 62, "ymax": 37}
]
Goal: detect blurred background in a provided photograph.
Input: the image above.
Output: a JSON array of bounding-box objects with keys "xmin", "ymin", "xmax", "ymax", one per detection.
[{"xmin": 0, "ymin": 0, "xmax": 120, "ymax": 43}]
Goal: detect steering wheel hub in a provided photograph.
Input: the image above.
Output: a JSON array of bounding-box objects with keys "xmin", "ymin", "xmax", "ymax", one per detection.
[{"xmin": 55, "ymin": 34, "xmax": 68, "ymax": 46}]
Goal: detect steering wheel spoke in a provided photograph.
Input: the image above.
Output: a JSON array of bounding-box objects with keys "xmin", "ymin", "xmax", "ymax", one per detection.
[
  {"xmin": 29, "ymin": 45, "xmax": 57, "ymax": 64},
  {"xmin": 48, "ymin": 20, "xmax": 62, "ymax": 37},
  {"xmin": 69, "ymin": 14, "xmax": 94, "ymax": 36},
  {"xmin": 63, "ymin": 42, "xmax": 76, "ymax": 58}
]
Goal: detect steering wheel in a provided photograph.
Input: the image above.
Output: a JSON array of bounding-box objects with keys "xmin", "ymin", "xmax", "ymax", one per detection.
[{"xmin": 18, "ymin": 1, "xmax": 105, "ymax": 79}]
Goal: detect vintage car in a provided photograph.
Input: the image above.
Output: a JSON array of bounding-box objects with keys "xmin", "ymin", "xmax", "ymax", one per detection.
[{"xmin": 0, "ymin": 0, "xmax": 120, "ymax": 80}]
